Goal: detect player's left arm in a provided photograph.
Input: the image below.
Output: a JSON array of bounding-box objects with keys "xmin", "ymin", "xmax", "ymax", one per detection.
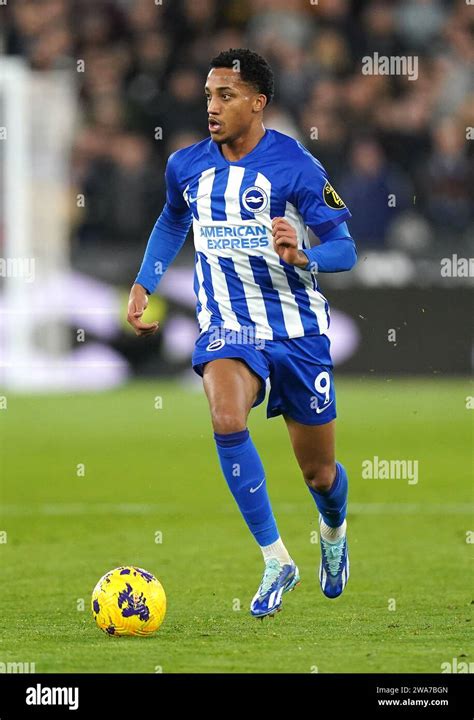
[
  {"xmin": 272, "ymin": 218, "xmax": 357, "ymax": 272},
  {"xmin": 273, "ymin": 146, "xmax": 357, "ymax": 272}
]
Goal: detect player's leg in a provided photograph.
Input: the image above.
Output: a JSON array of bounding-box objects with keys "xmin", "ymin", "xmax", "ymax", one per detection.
[
  {"xmin": 202, "ymin": 358, "xmax": 300, "ymax": 616},
  {"xmin": 284, "ymin": 416, "xmax": 349, "ymax": 598}
]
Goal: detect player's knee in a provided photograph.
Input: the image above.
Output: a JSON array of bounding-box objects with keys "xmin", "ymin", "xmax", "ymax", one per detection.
[
  {"xmin": 302, "ymin": 463, "xmax": 336, "ymax": 493},
  {"xmin": 211, "ymin": 410, "xmax": 246, "ymax": 435}
]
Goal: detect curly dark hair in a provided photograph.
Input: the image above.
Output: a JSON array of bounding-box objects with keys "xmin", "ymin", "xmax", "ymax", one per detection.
[{"xmin": 209, "ymin": 48, "xmax": 274, "ymax": 105}]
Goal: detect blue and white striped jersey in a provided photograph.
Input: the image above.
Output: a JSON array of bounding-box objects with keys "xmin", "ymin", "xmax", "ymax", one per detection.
[{"xmin": 167, "ymin": 129, "xmax": 351, "ymax": 341}]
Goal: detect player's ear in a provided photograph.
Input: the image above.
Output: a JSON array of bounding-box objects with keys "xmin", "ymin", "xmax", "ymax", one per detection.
[{"xmin": 253, "ymin": 94, "xmax": 267, "ymax": 113}]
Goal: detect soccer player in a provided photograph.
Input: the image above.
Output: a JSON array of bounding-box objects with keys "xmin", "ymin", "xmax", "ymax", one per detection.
[{"xmin": 128, "ymin": 49, "xmax": 357, "ymax": 618}]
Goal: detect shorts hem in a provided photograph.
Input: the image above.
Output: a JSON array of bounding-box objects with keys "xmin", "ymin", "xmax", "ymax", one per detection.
[
  {"xmin": 192, "ymin": 355, "xmax": 268, "ymax": 408},
  {"xmin": 267, "ymin": 408, "xmax": 337, "ymax": 425}
]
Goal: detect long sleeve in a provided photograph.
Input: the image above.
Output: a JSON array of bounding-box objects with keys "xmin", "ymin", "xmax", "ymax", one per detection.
[
  {"xmin": 301, "ymin": 222, "xmax": 357, "ymax": 273},
  {"xmin": 134, "ymin": 202, "xmax": 192, "ymax": 294},
  {"xmin": 287, "ymin": 142, "xmax": 356, "ymax": 272}
]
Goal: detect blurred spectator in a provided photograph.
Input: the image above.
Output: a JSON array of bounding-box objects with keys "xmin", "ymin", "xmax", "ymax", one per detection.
[
  {"xmin": 156, "ymin": 67, "xmax": 208, "ymax": 140},
  {"xmin": 395, "ymin": 0, "xmax": 446, "ymax": 52},
  {"xmin": 126, "ymin": 0, "xmax": 164, "ymax": 34},
  {"xmin": 309, "ymin": 29, "xmax": 352, "ymax": 78},
  {"xmin": 431, "ymin": 8, "xmax": 474, "ymax": 119},
  {"xmin": 246, "ymin": 0, "xmax": 314, "ymax": 55},
  {"xmin": 418, "ymin": 117, "xmax": 473, "ymax": 239},
  {"xmin": 264, "ymin": 105, "xmax": 302, "ymax": 141},
  {"xmin": 29, "ymin": 20, "xmax": 74, "ymax": 70},
  {"xmin": 168, "ymin": 0, "xmax": 219, "ymax": 54},
  {"xmin": 166, "ymin": 131, "xmax": 206, "ymax": 157},
  {"xmin": 73, "ymin": 131, "xmax": 164, "ymax": 249},
  {"xmin": 299, "ymin": 79, "xmax": 349, "ymax": 178},
  {"xmin": 361, "ymin": 1, "xmax": 401, "ymax": 58},
  {"xmin": 339, "ymin": 137, "xmax": 412, "ymax": 248}
]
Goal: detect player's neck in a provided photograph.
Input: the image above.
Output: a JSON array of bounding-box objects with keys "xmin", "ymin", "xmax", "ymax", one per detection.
[{"xmin": 220, "ymin": 124, "xmax": 266, "ymax": 162}]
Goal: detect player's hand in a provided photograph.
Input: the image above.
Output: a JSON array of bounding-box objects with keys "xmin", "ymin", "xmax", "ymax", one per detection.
[
  {"xmin": 271, "ymin": 218, "xmax": 308, "ymax": 268},
  {"xmin": 127, "ymin": 283, "xmax": 159, "ymax": 337}
]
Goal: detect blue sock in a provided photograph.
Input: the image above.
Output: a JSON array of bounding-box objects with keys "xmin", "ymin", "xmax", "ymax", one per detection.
[
  {"xmin": 214, "ymin": 428, "xmax": 279, "ymax": 546},
  {"xmin": 308, "ymin": 462, "xmax": 348, "ymax": 528}
]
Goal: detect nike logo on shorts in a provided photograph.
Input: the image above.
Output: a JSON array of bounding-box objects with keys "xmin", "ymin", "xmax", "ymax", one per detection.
[{"xmin": 315, "ymin": 400, "xmax": 334, "ymax": 414}]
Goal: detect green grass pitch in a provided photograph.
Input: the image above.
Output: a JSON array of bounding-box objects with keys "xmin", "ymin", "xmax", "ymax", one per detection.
[{"xmin": 0, "ymin": 378, "xmax": 472, "ymax": 673}]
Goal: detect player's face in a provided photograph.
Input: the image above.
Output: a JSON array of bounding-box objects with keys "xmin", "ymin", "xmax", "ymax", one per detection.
[{"xmin": 205, "ymin": 68, "xmax": 264, "ymax": 143}]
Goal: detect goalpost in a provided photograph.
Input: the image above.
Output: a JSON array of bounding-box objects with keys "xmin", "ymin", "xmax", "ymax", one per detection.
[{"xmin": 0, "ymin": 57, "xmax": 76, "ymax": 390}]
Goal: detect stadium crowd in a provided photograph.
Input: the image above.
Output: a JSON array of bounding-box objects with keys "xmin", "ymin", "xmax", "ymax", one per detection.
[{"xmin": 2, "ymin": 0, "xmax": 473, "ymax": 283}]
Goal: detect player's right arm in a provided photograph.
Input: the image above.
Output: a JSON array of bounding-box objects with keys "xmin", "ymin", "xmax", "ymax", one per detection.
[
  {"xmin": 127, "ymin": 283, "xmax": 159, "ymax": 337},
  {"xmin": 127, "ymin": 154, "xmax": 192, "ymax": 337}
]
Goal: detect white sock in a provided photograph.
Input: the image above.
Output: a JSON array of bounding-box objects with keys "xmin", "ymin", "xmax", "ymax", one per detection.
[
  {"xmin": 260, "ymin": 536, "xmax": 292, "ymax": 565},
  {"xmin": 320, "ymin": 518, "xmax": 347, "ymax": 543}
]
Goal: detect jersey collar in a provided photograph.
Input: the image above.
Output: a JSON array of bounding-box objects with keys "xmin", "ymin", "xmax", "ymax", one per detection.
[{"xmin": 209, "ymin": 128, "xmax": 271, "ymax": 166}]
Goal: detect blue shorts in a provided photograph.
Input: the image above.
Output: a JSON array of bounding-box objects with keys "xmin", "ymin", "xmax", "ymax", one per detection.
[{"xmin": 192, "ymin": 329, "xmax": 336, "ymax": 426}]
